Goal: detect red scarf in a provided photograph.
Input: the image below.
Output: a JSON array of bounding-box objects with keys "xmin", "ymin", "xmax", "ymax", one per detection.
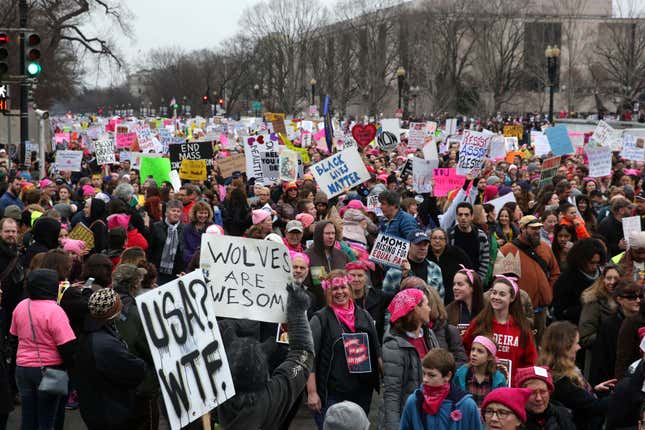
[
  {"xmin": 422, "ymin": 383, "xmax": 450, "ymax": 415},
  {"xmin": 331, "ymin": 300, "xmax": 356, "ymax": 332}
]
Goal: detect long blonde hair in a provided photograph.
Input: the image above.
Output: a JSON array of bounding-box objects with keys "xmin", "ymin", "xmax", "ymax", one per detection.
[
  {"xmin": 580, "ymin": 264, "xmax": 622, "ymax": 307},
  {"xmin": 538, "ymin": 321, "xmax": 584, "ymax": 387}
]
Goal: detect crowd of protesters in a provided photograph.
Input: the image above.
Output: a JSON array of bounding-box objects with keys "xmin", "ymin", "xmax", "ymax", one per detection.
[{"xmin": 0, "ymin": 112, "xmax": 643, "ymax": 430}]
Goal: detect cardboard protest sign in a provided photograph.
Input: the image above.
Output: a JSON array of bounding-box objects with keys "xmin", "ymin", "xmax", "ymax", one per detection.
[
  {"xmin": 199, "ymin": 235, "xmax": 292, "ymax": 323},
  {"xmin": 140, "ymin": 157, "xmax": 171, "ymax": 186},
  {"xmin": 116, "ymin": 132, "xmax": 137, "ymax": 149},
  {"xmin": 488, "ymin": 192, "xmax": 517, "ymax": 215},
  {"xmin": 264, "ymin": 112, "xmax": 286, "ymax": 135},
  {"xmin": 622, "ymin": 216, "xmax": 643, "ymax": 248},
  {"xmin": 69, "ymin": 222, "xmax": 95, "ymax": 250},
  {"xmin": 412, "ymin": 157, "xmax": 434, "ymax": 193},
  {"xmin": 260, "ymin": 149, "xmax": 280, "ymax": 184},
  {"xmin": 136, "ymin": 270, "xmax": 235, "ymax": 430},
  {"xmin": 55, "ymin": 150, "xmax": 83, "ymax": 172},
  {"xmin": 169, "ymin": 141, "xmax": 214, "ymax": 171},
  {"xmin": 311, "ymin": 147, "xmax": 370, "ymax": 198},
  {"xmin": 94, "ymin": 138, "xmax": 116, "ymax": 165},
  {"xmin": 432, "ymin": 168, "xmax": 466, "ymax": 197},
  {"xmin": 369, "ymin": 233, "xmax": 410, "ymax": 268},
  {"xmin": 179, "ymin": 159, "xmax": 207, "ymax": 181},
  {"xmin": 408, "ymin": 122, "xmax": 427, "ymax": 150},
  {"xmin": 585, "ymin": 145, "xmax": 612, "ymax": 177},
  {"xmin": 378, "ymin": 119, "xmax": 400, "ymax": 151},
  {"xmin": 279, "ymin": 149, "xmax": 298, "ymax": 182},
  {"xmin": 457, "ymin": 130, "xmax": 491, "ymax": 176},
  {"xmin": 218, "ymin": 154, "xmax": 246, "ymax": 178},
  {"xmin": 621, "ymin": 134, "xmax": 645, "ymax": 161},
  {"xmin": 545, "ymin": 125, "xmax": 574, "ymax": 156},
  {"xmin": 503, "ymin": 125, "xmax": 523, "ymax": 140},
  {"xmin": 539, "ymin": 156, "xmax": 561, "ymax": 187},
  {"xmin": 590, "ymin": 120, "xmax": 613, "ymax": 146}
]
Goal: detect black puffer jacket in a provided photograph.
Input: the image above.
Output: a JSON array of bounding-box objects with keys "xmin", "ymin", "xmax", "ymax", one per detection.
[{"xmin": 525, "ymin": 401, "xmax": 576, "ymax": 430}]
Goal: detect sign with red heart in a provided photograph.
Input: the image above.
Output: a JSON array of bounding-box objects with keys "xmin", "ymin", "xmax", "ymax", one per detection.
[{"xmin": 351, "ymin": 124, "xmax": 377, "ymax": 148}]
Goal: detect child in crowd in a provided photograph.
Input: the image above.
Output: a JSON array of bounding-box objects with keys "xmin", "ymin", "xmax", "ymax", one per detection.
[
  {"xmin": 399, "ymin": 348, "xmax": 481, "ymax": 430},
  {"xmin": 453, "ymin": 335, "xmax": 507, "ymax": 406}
]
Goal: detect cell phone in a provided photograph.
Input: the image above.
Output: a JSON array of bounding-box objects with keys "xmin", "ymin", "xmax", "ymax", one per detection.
[{"xmin": 84, "ymin": 278, "xmax": 95, "ymax": 289}]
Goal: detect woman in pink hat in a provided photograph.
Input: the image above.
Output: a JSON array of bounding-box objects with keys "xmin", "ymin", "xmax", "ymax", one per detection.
[
  {"xmin": 306, "ymin": 269, "xmax": 381, "ymax": 429},
  {"xmin": 481, "ymin": 387, "xmax": 533, "ymax": 429}
]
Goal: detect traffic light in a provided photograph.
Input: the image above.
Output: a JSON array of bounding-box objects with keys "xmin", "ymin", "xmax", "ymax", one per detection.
[
  {"xmin": 0, "ymin": 33, "xmax": 8, "ymax": 78},
  {"xmin": 218, "ymin": 98, "xmax": 224, "ymax": 106},
  {"xmin": 24, "ymin": 33, "xmax": 41, "ymax": 76},
  {"xmin": 202, "ymin": 94, "xmax": 209, "ymax": 104}
]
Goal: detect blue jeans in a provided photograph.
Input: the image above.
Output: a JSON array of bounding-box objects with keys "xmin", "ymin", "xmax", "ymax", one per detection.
[
  {"xmin": 313, "ymin": 390, "xmax": 372, "ymax": 429},
  {"xmin": 15, "ymin": 366, "xmax": 65, "ymax": 430}
]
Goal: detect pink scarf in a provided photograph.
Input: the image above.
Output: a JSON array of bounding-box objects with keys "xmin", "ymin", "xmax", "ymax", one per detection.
[
  {"xmin": 332, "ymin": 300, "xmax": 356, "ymax": 332},
  {"xmin": 422, "ymin": 383, "xmax": 451, "ymax": 415}
]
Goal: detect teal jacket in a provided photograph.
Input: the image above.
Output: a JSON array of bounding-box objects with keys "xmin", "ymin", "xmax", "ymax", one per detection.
[{"xmin": 453, "ymin": 364, "xmax": 507, "ymax": 394}]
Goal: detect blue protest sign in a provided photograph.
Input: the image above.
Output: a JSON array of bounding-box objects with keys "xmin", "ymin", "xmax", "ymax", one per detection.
[{"xmin": 545, "ymin": 124, "xmax": 574, "ymax": 156}]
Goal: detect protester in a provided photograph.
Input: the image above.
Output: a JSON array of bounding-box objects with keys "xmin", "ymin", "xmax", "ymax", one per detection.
[
  {"xmin": 481, "ymin": 387, "xmax": 533, "ymax": 430},
  {"xmin": 346, "ymin": 260, "xmax": 392, "ymax": 341},
  {"xmin": 378, "ymin": 190, "xmax": 417, "ymax": 240},
  {"xmin": 613, "ymin": 231, "xmax": 645, "ymax": 283},
  {"xmin": 454, "ymin": 335, "xmax": 507, "ymax": 406},
  {"xmin": 305, "ymin": 220, "xmax": 350, "ymax": 303},
  {"xmin": 182, "ymin": 200, "xmax": 213, "ymax": 264},
  {"xmin": 447, "ymin": 202, "xmax": 490, "ymax": 279},
  {"xmin": 446, "ymin": 265, "xmax": 484, "ymax": 326},
  {"xmin": 148, "ymin": 199, "xmax": 185, "ymax": 285}
]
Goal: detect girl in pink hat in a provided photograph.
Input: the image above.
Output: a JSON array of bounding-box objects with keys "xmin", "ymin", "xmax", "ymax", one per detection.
[{"xmin": 453, "ymin": 335, "xmax": 507, "ymax": 406}]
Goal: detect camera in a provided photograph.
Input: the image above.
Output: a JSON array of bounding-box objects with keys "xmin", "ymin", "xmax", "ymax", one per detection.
[{"xmin": 34, "ymin": 109, "xmax": 49, "ymax": 119}]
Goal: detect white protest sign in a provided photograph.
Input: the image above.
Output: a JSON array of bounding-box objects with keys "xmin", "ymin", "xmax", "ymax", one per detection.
[
  {"xmin": 168, "ymin": 170, "xmax": 182, "ymax": 192},
  {"xmin": 457, "ymin": 130, "xmax": 491, "ymax": 176},
  {"xmin": 532, "ymin": 132, "xmax": 550, "ymax": 157},
  {"xmin": 622, "ymin": 216, "xmax": 643, "ymax": 248},
  {"xmin": 378, "ymin": 118, "xmax": 400, "ymax": 151},
  {"xmin": 278, "ymin": 149, "xmax": 298, "ymax": 182},
  {"xmin": 427, "ymin": 121, "xmax": 438, "ymax": 135},
  {"xmin": 136, "ymin": 270, "xmax": 235, "ymax": 430},
  {"xmin": 621, "ymin": 134, "xmax": 645, "ymax": 161},
  {"xmin": 311, "ymin": 147, "xmax": 370, "ymax": 198},
  {"xmin": 94, "ymin": 138, "xmax": 116, "ymax": 165},
  {"xmin": 408, "ymin": 122, "xmax": 427, "ymax": 150},
  {"xmin": 55, "ymin": 150, "xmax": 83, "ymax": 172},
  {"xmin": 136, "ymin": 127, "xmax": 155, "ymax": 152},
  {"xmin": 368, "ymin": 232, "xmax": 410, "ymax": 268},
  {"xmin": 590, "ymin": 120, "xmax": 613, "ymax": 146},
  {"xmin": 585, "ymin": 145, "xmax": 612, "ymax": 177},
  {"xmin": 422, "ymin": 140, "xmax": 439, "ymax": 169},
  {"xmin": 200, "ymin": 235, "xmax": 292, "ymax": 323},
  {"xmin": 487, "ymin": 192, "xmax": 517, "ymax": 215},
  {"xmin": 489, "ymin": 135, "xmax": 507, "ymax": 159},
  {"xmin": 260, "ymin": 150, "xmax": 280, "ymax": 184},
  {"xmin": 412, "ymin": 157, "xmax": 434, "ymax": 193},
  {"xmin": 445, "ymin": 118, "xmax": 458, "ymax": 136}
]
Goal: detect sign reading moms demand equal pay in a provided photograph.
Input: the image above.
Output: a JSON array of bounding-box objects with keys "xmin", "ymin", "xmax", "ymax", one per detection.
[
  {"xmin": 200, "ymin": 235, "xmax": 293, "ymax": 323},
  {"xmin": 311, "ymin": 147, "xmax": 370, "ymax": 198}
]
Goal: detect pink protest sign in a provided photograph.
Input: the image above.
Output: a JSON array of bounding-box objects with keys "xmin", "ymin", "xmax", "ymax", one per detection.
[
  {"xmin": 432, "ymin": 168, "xmax": 466, "ymax": 197},
  {"xmin": 116, "ymin": 132, "xmax": 137, "ymax": 149}
]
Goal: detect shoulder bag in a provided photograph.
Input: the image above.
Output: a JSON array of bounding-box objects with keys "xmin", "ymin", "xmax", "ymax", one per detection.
[{"xmin": 27, "ymin": 300, "xmax": 69, "ymax": 396}]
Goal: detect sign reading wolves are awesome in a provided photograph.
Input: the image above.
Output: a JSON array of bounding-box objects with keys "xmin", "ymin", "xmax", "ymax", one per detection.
[
  {"xmin": 169, "ymin": 141, "xmax": 214, "ymax": 170},
  {"xmin": 311, "ymin": 147, "xmax": 370, "ymax": 198},
  {"xmin": 200, "ymin": 235, "xmax": 293, "ymax": 323},
  {"xmin": 136, "ymin": 270, "xmax": 235, "ymax": 430}
]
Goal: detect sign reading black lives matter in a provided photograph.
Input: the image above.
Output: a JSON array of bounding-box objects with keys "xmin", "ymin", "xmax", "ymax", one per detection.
[
  {"xmin": 200, "ymin": 235, "xmax": 293, "ymax": 323},
  {"xmin": 136, "ymin": 270, "xmax": 235, "ymax": 430},
  {"xmin": 169, "ymin": 141, "xmax": 214, "ymax": 170},
  {"xmin": 310, "ymin": 147, "xmax": 370, "ymax": 199},
  {"xmin": 368, "ymin": 233, "xmax": 410, "ymax": 268}
]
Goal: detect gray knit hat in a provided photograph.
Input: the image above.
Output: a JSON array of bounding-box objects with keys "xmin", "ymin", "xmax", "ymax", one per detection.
[
  {"xmin": 112, "ymin": 264, "xmax": 146, "ymax": 294},
  {"xmin": 323, "ymin": 401, "xmax": 370, "ymax": 430},
  {"xmin": 88, "ymin": 288, "xmax": 122, "ymax": 320}
]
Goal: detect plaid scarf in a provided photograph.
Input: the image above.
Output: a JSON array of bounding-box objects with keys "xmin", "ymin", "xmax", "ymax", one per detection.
[{"xmin": 160, "ymin": 219, "xmax": 179, "ymax": 274}]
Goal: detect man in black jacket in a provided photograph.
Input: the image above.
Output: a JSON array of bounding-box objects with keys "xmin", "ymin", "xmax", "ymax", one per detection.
[
  {"xmin": 598, "ymin": 197, "xmax": 633, "ymax": 257},
  {"xmin": 0, "ymin": 218, "xmax": 24, "ymax": 335},
  {"xmin": 148, "ymin": 199, "xmax": 185, "ymax": 285},
  {"xmin": 514, "ymin": 366, "xmax": 576, "ymax": 430}
]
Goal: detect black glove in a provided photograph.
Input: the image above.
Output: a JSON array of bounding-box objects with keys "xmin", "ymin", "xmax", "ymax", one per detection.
[{"xmin": 286, "ymin": 283, "xmax": 314, "ymax": 353}]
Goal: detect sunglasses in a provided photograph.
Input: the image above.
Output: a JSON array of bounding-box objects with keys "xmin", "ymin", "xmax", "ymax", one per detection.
[{"xmin": 620, "ymin": 294, "xmax": 642, "ymax": 301}]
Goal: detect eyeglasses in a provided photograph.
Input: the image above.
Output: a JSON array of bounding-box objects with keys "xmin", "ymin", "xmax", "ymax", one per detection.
[
  {"xmin": 430, "ymin": 236, "xmax": 446, "ymax": 241},
  {"xmin": 483, "ymin": 408, "xmax": 513, "ymax": 419},
  {"xmin": 620, "ymin": 294, "xmax": 642, "ymax": 301}
]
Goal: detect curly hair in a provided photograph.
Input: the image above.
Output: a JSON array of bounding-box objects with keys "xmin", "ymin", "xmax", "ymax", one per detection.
[
  {"xmin": 538, "ymin": 321, "xmax": 583, "ymax": 387},
  {"xmin": 189, "ymin": 201, "xmax": 213, "ymax": 224},
  {"xmin": 566, "ymin": 238, "xmax": 606, "ymax": 272}
]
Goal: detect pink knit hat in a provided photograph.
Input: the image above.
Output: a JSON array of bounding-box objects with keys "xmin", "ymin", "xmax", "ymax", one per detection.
[
  {"xmin": 514, "ymin": 366, "xmax": 554, "ymax": 393},
  {"xmin": 295, "ymin": 213, "xmax": 314, "ymax": 229},
  {"xmin": 481, "ymin": 388, "xmax": 533, "ymax": 423},
  {"xmin": 39, "ymin": 178, "xmax": 53, "ymax": 189},
  {"xmin": 388, "ymin": 289, "xmax": 424, "ymax": 324},
  {"xmin": 82, "ymin": 185, "xmax": 95, "ymax": 196},
  {"xmin": 62, "ymin": 239, "xmax": 85, "ymax": 255},
  {"xmin": 252, "ymin": 209, "xmax": 271, "ymax": 225},
  {"xmin": 107, "ymin": 214, "xmax": 131, "ymax": 230}
]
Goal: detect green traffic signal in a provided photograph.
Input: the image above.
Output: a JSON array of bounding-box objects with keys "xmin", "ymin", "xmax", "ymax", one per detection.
[{"xmin": 26, "ymin": 62, "xmax": 41, "ymax": 76}]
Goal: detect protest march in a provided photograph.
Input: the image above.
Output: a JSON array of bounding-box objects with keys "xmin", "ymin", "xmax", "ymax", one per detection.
[{"xmin": 0, "ymin": 107, "xmax": 643, "ymax": 430}]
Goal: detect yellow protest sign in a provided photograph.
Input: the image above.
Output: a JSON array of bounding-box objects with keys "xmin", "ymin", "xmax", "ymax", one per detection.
[
  {"xmin": 265, "ymin": 112, "xmax": 287, "ymax": 135},
  {"xmin": 179, "ymin": 159, "xmax": 207, "ymax": 180},
  {"xmin": 278, "ymin": 133, "xmax": 310, "ymax": 163},
  {"xmin": 69, "ymin": 222, "xmax": 95, "ymax": 250},
  {"xmin": 503, "ymin": 125, "xmax": 523, "ymax": 140}
]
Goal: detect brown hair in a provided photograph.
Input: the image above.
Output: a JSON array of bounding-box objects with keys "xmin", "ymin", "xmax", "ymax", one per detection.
[
  {"xmin": 539, "ymin": 321, "xmax": 583, "ymax": 387},
  {"xmin": 119, "ymin": 247, "xmax": 146, "ymax": 266},
  {"xmin": 400, "ymin": 277, "xmax": 446, "ymax": 321},
  {"xmin": 189, "ymin": 201, "xmax": 213, "ymax": 224},
  {"xmin": 470, "ymin": 335, "xmax": 499, "ymax": 375},
  {"xmin": 41, "ymin": 249, "xmax": 72, "ymax": 282},
  {"xmin": 422, "ymin": 348, "xmax": 456, "ymax": 377}
]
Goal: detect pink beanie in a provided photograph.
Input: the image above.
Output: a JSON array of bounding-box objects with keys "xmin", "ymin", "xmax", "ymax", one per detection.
[
  {"xmin": 252, "ymin": 209, "xmax": 271, "ymax": 225},
  {"xmin": 295, "ymin": 213, "xmax": 314, "ymax": 229},
  {"xmin": 107, "ymin": 214, "xmax": 131, "ymax": 230},
  {"xmin": 388, "ymin": 289, "xmax": 424, "ymax": 324},
  {"xmin": 39, "ymin": 178, "xmax": 53, "ymax": 189},
  {"xmin": 481, "ymin": 388, "xmax": 533, "ymax": 423},
  {"xmin": 62, "ymin": 239, "xmax": 85, "ymax": 255},
  {"xmin": 82, "ymin": 185, "xmax": 95, "ymax": 196}
]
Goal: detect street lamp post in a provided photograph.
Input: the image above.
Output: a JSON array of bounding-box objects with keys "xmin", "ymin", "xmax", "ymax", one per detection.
[
  {"xmin": 410, "ymin": 85, "xmax": 420, "ymax": 118},
  {"xmin": 396, "ymin": 67, "xmax": 406, "ymax": 112},
  {"xmin": 253, "ymin": 84, "xmax": 260, "ymax": 117},
  {"xmin": 545, "ymin": 45, "xmax": 560, "ymax": 124},
  {"xmin": 310, "ymin": 79, "xmax": 317, "ymax": 106}
]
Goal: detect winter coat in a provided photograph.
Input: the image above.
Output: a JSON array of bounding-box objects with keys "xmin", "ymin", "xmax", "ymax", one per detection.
[
  {"xmin": 0, "ymin": 238, "xmax": 25, "ymax": 319},
  {"xmin": 615, "ymin": 307, "xmax": 645, "ymax": 379},
  {"xmin": 354, "ymin": 286, "xmax": 395, "ymax": 343},
  {"xmin": 148, "ymin": 220, "xmax": 185, "ymax": 277},
  {"xmin": 524, "ymin": 401, "xmax": 577, "ymax": 430},
  {"xmin": 380, "ymin": 208, "xmax": 418, "ymax": 241},
  {"xmin": 87, "ymin": 198, "xmax": 108, "ymax": 253},
  {"xmin": 432, "ymin": 319, "xmax": 468, "ymax": 367},
  {"xmin": 399, "ymin": 384, "xmax": 482, "ymax": 430},
  {"xmin": 606, "ymin": 361, "xmax": 645, "ymax": 430},
  {"xmin": 453, "ymin": 365, "xmax": 507, "ymax": 394},
  {"xmin": 590, "ymin": 310, "xmax": 624, "ymax": 385},
  {"xmin": 553, "ymin": 268, "xmax": 598, "ymax": 324},
  {"xmin": 579, "ymin": 293, "xmax": 617, "ymax": 349},
  {"xmin": 448, "ymin": 224, "xmax": 490, "ymax": 279},
  {"xmin": 275, "ymin": 198, "xmax": 297, "ymax": 222},
  {"xmin": 427, "ymin": 245, "xmax": 473, "ymax": 305},
  {"xmin": 382, "ymin": 259, "xmax": 445, "ymax": 301},
  {"xmin": 597, "ymin": 213, "xmax": 624, "ymax": 258},
  {"xmin": 221, "ymin": 199, "xmax": 252, "ymax": 236},
  {"xmin": 75, "ymin": 319, "xmax": 146, "ymax": 428},
  {"xmin": 125, "ymin": 227, "xmax": 148, "ymax": 251},
  {"xmin": 22, "ymin": 216, "xmax": 60, "ymax": 269},
  {"xmin": 381, "ymin": 326, "xmax": 440, "ymax": 430},
  {"xmin": 551, "ymin": 374, "xmax": 608, "ymax": 430},
  {"xmin": 59, "ymin": 284, "xmax": 92, "ymax": 336}
]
